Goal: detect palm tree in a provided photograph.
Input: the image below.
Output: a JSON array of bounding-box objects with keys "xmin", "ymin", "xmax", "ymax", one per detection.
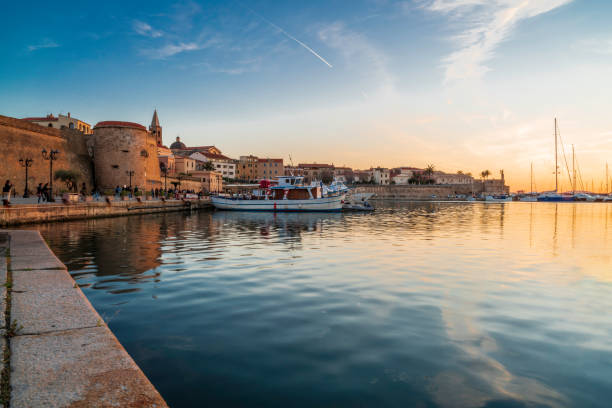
[
  {"xmin": 480, "ymin": 170, "xmax": 491, "ymax": 181},
  {"xmin": 424, "ymin": 164, "xmax": 435, "ymax": 184}
]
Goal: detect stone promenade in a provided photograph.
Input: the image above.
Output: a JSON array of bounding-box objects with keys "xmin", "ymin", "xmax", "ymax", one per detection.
[{"xmin": 0, "ymin": 230, "xmax": 167, "ymax": 407}]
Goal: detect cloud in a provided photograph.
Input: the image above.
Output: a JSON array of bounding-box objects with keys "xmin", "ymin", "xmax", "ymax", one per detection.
[
  {"xmin": 142, "ymin": 42, "xmax": 199, "ymax": 59},
  {"xmin": 27, "ymin": 39, "xmax": 59, "ymax": 52},
  {"xmin": 133, "ymin": 20, "xmax": 163, "ymax": 38},
  {"xmin": 423, "ymin": 0, "xmax": 573, "ymax": 81},
  {"xmin": 318, "ymin": 22, "xmax": 394, "ymax": 94}
]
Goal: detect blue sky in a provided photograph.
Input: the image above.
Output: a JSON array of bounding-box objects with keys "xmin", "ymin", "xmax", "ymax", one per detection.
[{"xmin": 2, "ymin": 0, "xmax": 611, "ymax": 190}]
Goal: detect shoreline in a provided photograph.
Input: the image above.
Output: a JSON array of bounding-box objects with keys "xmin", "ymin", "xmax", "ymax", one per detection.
[
  {"xmin": 0, "ymin": 229, "xmax": 168, "ymax": 407},
  {"xmin": 1, "ymin": 198, "xmax": 213, "ymax": 227}
]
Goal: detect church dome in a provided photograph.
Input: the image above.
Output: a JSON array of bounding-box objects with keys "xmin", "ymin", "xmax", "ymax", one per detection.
[{"xmin": 170, "ymin": 136, "xmax": 186, "ymax": 150}]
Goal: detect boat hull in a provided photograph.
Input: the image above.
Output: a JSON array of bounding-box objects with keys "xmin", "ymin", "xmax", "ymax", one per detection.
[
  {"xmin": 211, "ymin": 196, "xmax": 343, "ymax": 212},
  {"xmin": 537, "ymin": 196, "xmax": 574, "ymax": 202}
]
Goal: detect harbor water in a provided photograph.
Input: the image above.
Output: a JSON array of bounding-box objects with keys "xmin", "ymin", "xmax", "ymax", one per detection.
[{"xmin": 37, "ymin": 202, "xmax": 612, "ymax": 407}]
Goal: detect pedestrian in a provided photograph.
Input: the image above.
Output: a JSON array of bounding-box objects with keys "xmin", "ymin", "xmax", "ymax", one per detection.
[
  {"xmin": 42, "ymin": 183, "xmax": 49, "ymax": 202},
  {"xmin": 115, "ymin": 185, "xmax": 121, "ymax": 198},
  {"xmin": 36, "ymin": 183, "xmax": 43, "ymax": 203},
  {"xmin": 2, "ymin": 180, "xmax": 13, "ymax": 202}
]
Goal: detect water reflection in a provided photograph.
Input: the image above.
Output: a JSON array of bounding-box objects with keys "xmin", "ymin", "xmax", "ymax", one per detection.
[{"xmin": 31, "ymin": 202, "xmax": 612, "ymax": 407}]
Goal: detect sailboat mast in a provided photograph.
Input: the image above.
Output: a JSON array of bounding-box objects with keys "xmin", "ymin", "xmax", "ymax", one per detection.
[
  {"xmin": 554, "ymin": 118, "xmax": 558, "ymax": 193},
  {"xmin": 572, "ymin": 144, "xmax": 576, "ymax": 194},
  {"xmin": 530, "ymin": 162, "xmax": 533, "ymax": 194},
  {"xmin": 606, "ymin": 162, "xmax": 609, "ymax": 194}
]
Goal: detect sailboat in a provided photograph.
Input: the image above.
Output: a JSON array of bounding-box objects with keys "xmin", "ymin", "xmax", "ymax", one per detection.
[
  {"xmin": 537, "ymin": 119, "xmax": 574, "ymax": 202},
  {"xmin": 520, "ymin": 163, "xmax": 538, "ymax": 201}
]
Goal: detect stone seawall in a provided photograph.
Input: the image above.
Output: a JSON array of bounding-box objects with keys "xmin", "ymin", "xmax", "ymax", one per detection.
[
  {"xmin": 0, "ymin": 199, "xmax": 213, "ymax": 227},
  {"xmin": 0, "ymin": 230, "xmax": 168, "ymax": 407},
  {"xmin": 355, "ymin": 184, "xmax": 476, "ymax": 200}
]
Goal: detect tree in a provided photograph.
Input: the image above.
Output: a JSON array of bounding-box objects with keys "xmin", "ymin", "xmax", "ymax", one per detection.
[
  {"xmin": 202, "ymin": 161, "xmax": 215, "ymax": 171},
  {"xmin": 457, "ymin": 170, "xmax": 464, "ymax": 174},
  {"xmin": 54, "ymin": 169, "xmax": 80, "ymax": 192},
  {"xmin": 320, "ymin": 170, "xmax": 334, "ymax": 184},
  {"xmin": 481, "ymin": 170, "xmax": 491, "ymax": 181}
]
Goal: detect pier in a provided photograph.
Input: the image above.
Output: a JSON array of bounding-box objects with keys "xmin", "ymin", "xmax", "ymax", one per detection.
[
  {"xmin": 0, "ymin": 198, "xmax": 213, "ymax": 227},
  {"xmin": 0, "ymin": 230, "xmax": 167, "ymax": 407}
]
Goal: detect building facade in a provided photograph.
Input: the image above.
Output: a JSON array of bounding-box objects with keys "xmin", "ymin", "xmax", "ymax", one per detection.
[
  {"xmin": 371, "ymin": 167, "xmax": 390, "ymax": 185},
  {"xmin": 236, "ymin": 155, "xmax": 259, "ymax": 181},
  {"xmin": 257, "ymin": 158, "xmax": 284, "ymax": 179},
  {"xmin": 23, "ymin": 113, "xmax": 93, "ymax": 134}
]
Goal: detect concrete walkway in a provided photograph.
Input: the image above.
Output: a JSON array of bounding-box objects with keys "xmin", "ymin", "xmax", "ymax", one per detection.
[{"xmin": 0, "ymin": 230, "xmax": 167, "ymax": 407}]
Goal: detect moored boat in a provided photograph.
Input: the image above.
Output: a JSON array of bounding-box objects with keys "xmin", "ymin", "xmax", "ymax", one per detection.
[{"xmin": 211, "ymin": 176, "xmax": 343, "ymax": 212}]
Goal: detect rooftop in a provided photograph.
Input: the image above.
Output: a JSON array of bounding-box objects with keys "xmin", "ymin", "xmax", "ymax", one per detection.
[{"xmin": 94, "ymin": 121, "xmax": 147, "ymax": 131}]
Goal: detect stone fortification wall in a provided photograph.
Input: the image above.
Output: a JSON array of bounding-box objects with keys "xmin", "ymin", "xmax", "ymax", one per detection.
[
  {"xmin": 0, "ymin": 115, "xmax": 94, "ymax": 195},
  {"xmin": 93, "ymin": 122, "xmax": 161, "ymax": 191},
  {"xmin": 354, "ymin": 184, "xmax": 476, "ymax": 200},
  {"xmin": 0, "ymin": 199, "xmax": 211, "ymax": 227}
]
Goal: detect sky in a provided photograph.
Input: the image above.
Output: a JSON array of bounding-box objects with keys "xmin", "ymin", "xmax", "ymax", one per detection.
[{"xmin": 1, "ymin": 0, "xmax": 611, "ymax": 191}]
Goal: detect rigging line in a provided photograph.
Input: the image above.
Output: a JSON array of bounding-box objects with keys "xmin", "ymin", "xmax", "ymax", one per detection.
[
  {"xmin": 556, "ymin": 122, "xmax": 574, "ymax": 190},
  {"xmin": 576, "ymin": 152, "xmax": 586, "ymax": 191}
]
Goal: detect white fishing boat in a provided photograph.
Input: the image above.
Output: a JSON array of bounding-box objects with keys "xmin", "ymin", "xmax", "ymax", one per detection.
[{"xmin": 211, "ymin": 176, "xmax": 343, "ymax": 212}]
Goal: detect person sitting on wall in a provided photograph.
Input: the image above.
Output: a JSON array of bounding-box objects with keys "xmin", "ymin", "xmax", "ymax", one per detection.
[
  {"xmin": 2, "ymin": 180, "xmax": 13, "ymax": 203},
  {"xmin": 115, "ymin": 185, "xmax": 121, "ymax": 198}
]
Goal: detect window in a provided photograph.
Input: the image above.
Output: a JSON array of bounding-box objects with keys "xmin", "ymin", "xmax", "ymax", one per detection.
[
  {"xmin": 48, "ymin": 123, "xmax": 53, "ymax": 127},
  {"xmin": 111, "ymin": 165, "xmax": 119, "ymax": 169},
  {"xmin": 69, "ymin": 123, "xmax": 75, "ymax": 129}
]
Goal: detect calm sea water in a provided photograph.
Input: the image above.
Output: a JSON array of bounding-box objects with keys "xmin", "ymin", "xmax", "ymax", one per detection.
[{"xmin": 36, "ymin": 202, "xmax": 612, "ymax": 408}]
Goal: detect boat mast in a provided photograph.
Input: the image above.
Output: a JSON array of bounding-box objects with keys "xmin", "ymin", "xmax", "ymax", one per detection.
[
  {"xmin": 572, "ymin": 144, "xmax": 576, "ymax": 194},
  {"xmin": 554, "ymin": 118, "xmax": 558, "ymax": 193},
  {"xmin": 530, "ymin": 162, "xmax": 533, "ymax": 194},
  {"xmin": 606, "ymin": 162, "xmax": 609, "ymax": 194}
]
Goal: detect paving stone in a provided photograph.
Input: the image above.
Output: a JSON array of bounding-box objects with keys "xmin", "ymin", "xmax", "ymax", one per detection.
[
  {"xmin": 11, "ymin": 269, "xmax": 100, "ymax": 335},
  {"xmin": 9, "ymin": 255, "xmax": 65, "ymax": 272},
  {"xmin": 11, "ymin": 327, "xmax": 167, "ymax": 408}
]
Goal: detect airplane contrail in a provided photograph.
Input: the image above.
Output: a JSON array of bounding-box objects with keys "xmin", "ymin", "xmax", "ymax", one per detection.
[{"xmin": 242, "ymin": 4, "xmax": 333, "ymax": 68}]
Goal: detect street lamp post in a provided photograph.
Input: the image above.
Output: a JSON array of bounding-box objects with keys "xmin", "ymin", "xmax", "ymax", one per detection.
[
  {"xmin": 41, "ymin": 149, "xmax": 59, "ymax": 202},
  {"xmin": 18, "ymin": 158, "xmax": 34, "ymax": 198},
  {"xmin": 126, "ymin": 170, "xmax": 135, "ymax": 194}
]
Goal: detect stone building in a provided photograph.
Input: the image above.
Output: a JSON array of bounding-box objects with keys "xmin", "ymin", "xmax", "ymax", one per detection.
[
  {"xmin": 257, "ymin": 158, "xmax": 284, "ymax": 179},
  {"xmin": 236, "ymin": 155, "xmax": 259, "ymax": 181},
  {"xmin": 150, "ymin": 109, "xmax": 162, "ymax": 146},
  {"xmin": 0, "ymin": 115, "xmax": 94, "ymax": 196},
  {"xmin": 93, "ymin": 121, "xmax": 161, "ymax": 191},
  {"xmin": 23, "ymin": 113, "xmax": 93, "ymax": 134}
]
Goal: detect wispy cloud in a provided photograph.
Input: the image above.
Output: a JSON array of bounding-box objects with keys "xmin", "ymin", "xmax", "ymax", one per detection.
[
  {"xmin": 318, "ymin": 22, "xmax": 394, "ymax": 94},
  {"xmin": 27, "ymin": 39, "xmax": 60, "ymax": 52},
  {"xmin": 142, "ymin": 42, "xmax": 199, "ymax": 59},
  {"xmin": 243, "ymin": 5, "xmax": 333, "ymax": 68},
  {"xmin": 133, "ymin": 20, "xmax": 163, "ymax": 38},
  {"xmin": 423, "ymin": 0, "xmax": 573, "ymax": 81}
]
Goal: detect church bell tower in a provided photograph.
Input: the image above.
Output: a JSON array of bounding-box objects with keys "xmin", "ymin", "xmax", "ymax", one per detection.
[{"xmin": 150, "ymin": 109, "xmax": 162, "ymax": 146}]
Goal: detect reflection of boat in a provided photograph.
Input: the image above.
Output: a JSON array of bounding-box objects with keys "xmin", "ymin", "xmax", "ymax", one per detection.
[{"xmin": 212, "ymin": 176, "xmax": 343, "ymax": 212}]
